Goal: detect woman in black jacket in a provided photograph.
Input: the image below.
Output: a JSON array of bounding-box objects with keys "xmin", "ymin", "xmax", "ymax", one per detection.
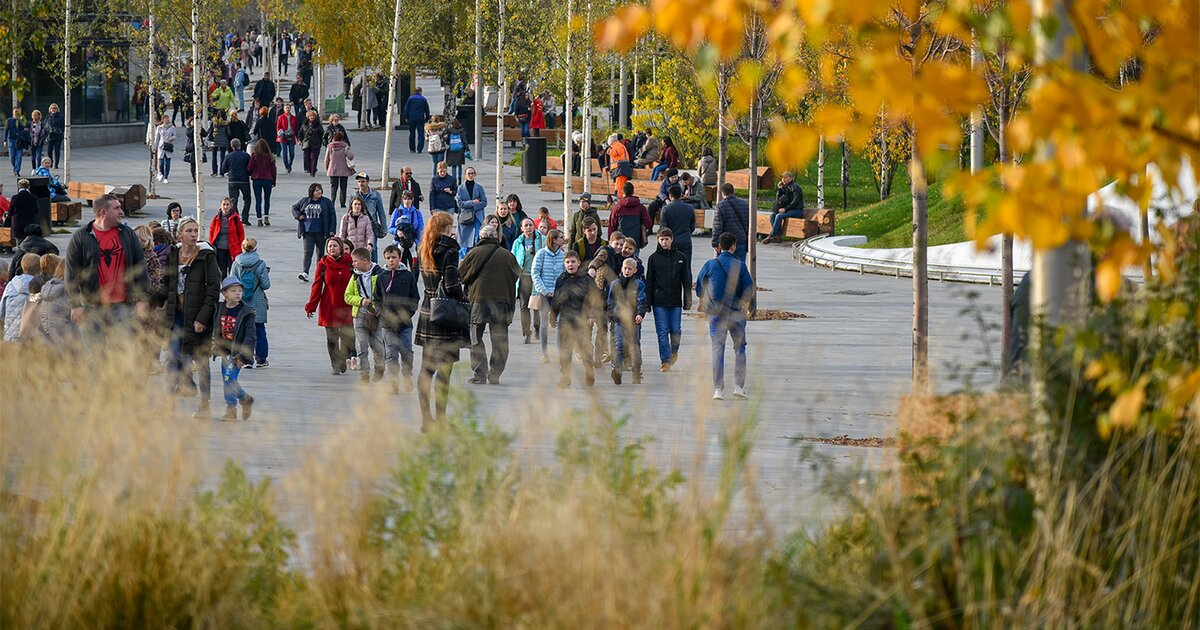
[
  {"xmin": 162, "ymin": 217, "xmax": 221, "ymax": 418},
  {"xmin": 298, "ymin": 110, "xmax": 324, "ymax": 176},
  {"xmin": 253, "ymin": 106, "xmax": 277, "ymax": 154},
  {"xmin": 413, "ymin": 211, "xmax": 468, "ymax": 431}
]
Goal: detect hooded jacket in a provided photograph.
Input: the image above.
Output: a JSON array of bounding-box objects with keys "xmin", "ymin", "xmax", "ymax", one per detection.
[
  {"xmin": 568, "ymin": 206, "xmax": 601, "ymax": 244},
  {"xmin": 162, "ymin": 242, "xmax": 220, "ymax": 337},
  {"xmin": 607, "ymin": 274, "xmax": 648, "ymax": 327},
  {"xmin": 229, "ymin": 250, "xmax": 271, "ymax": 324},
  {"xmin": 374, "ymin": 263, "xmax": 420, "ymax": 329},
  {"xmin": 338, "ymin": 211, "xmax": 375, "ymax": 251},
  {"xmin": 211, "ymin": 300, "xmax": 257, "ymax": 363},
  {"xmin": 645, "ymin": 245, "xmax": 693, "ymax": 310},
  {"xmin": 697, "ymin": 155, "xmax": 718, "ymax": 186},
  {"xmin": 607, "ymin": 195, "xmax": 653, "ymax": 248},
  {"xmin": 209, "ymin": 211, "xmax": 246, "ymax": 259},
  {"xmin": 0, "ymin": 274, "xmax": 34, "ymax": 341},
  {"xmin": 344, "ymin": 263, "xmax": 383, "ymax": 318},
  {"xmin": 695, "ymin": 251, "xmax": 753, "ymax": 317},
  {"xmin": 511, "ymin": 232, "xmax": 546, "ymax": 271},
  {"xmin": 292, "ymin": 195, "xmax": 337, "ymax": 237},
  {"xmin": 531, "ymin": 246, "xmax": 566, "ymax": 297},
  {"xmin": 324, "ymin": 140, "xmax": 356, "ymax": 178},
  {"xmin": 304, "ymin": 253, "xmax": 353, "ymax": 327},
  {"xmin": 551, "ymin": 270, "xmax": 603, "ymax": 325}
]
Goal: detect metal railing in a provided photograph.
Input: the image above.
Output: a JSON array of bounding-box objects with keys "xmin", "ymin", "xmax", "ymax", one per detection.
[{"xmin": 792, "ymin": 234, "xmax": 1028, "ymax": 285}]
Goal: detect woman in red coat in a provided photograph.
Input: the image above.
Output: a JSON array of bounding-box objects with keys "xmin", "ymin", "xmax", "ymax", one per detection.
[
  {"xmin": 529, "ymin": 93, "xmax": 546, "ymax": 137},
  {"xmin": 208, "ymin": 197, "xmax": 246, "ymax": 277},
  {"xmin": 305, "ymin": 236, "xmax": 355, "ymax": 374}
]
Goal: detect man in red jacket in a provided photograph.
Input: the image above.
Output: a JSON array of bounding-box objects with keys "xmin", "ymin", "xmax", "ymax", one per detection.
[{"xmin": 607, "ymin": 182, "xmax": 652, "ymax": 251}]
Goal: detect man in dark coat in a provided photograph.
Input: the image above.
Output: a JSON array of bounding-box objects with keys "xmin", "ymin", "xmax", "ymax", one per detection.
[
  {"xmin": 711, "ymin": 183, "xmax": 750, "ymax": 260},
  {"xmin": 253, "ymin": 73, "xmax": 276, "ymax": 108},
  {"xmin": 8, "ymin": 179, "xmax": 39, "ymax": 241},
  {"xmin": 64, "ymin": 193, "xmax": 151, "ymax": 327},
  {"xmin": 403, "ymin": 86, "xmax": 430, "ymax": 153},
  {"xmin": 458, "ymin": 225, "xmax": 522, "ymax": 384}
]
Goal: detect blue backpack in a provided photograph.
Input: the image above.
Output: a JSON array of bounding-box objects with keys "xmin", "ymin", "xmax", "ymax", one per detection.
[
  {"xmin": 448, "ymin": 132, "xmax": 464, "ymax": 152},
  {"xmin": 238, "ymin": 261, "xmax": 261, "ymax": 298}
]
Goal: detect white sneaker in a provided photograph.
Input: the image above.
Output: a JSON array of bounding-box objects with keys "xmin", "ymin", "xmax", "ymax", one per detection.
[
  {"xmin": 712, "ymin": 389, "xmax": 724, "ymax": 400},
  {"xmin": 155, "ymin": 173, "xmax": 163, "ymax": 182},
  {"xmin": 162, "ymin": 178, "xmax": 169, "ymax": 184},
  {"xmin": 732, "ymin": 387, "xmax": 748, "ymax": 400},
  {"xmin": 298, "ymin": 272, "xmax": 309, "ymax": 282}
]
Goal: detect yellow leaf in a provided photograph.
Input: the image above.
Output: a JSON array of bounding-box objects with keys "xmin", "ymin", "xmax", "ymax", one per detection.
[
  {"xmin": 596, "ymin": 5, "xmax": 650, "ymax": 52},
  {"xmin": 1107, "ymin": 376, "xmax": 1148, "ymax": 432},
  {"xmin": 766, "ymin": 121, "xmax": 819, "ymax": 172}
]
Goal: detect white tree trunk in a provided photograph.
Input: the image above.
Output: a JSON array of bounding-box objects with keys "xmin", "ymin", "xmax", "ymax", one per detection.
[
  {"xmin": 380, "ymin": 0, "xmax": 402, "ymax": 184},
  {"xmin": 816, "ymin": 135, "xmax": 824, "ymax": 209},
  {"xmin": 562, "ymin": 0, "xmax": 574, "ymax": 227},
  {"xmin": 716, "ymin": 65, "xmax": 728, "ymax": 189},
  {"xmin": 581, "ymin": 0, "xmax": 592, "ymax": 193},
  {"xmin": 494, "ymin": 0, "xmax": 505, "ymax": 202},
  {"xmin": 911, "ymin": 133, "xmax": 929, "ymax": 392},
  {"xmin": 148, "ymin": 11, "xmax": 157, "ymax": 195},
  {"xmin": 192, "ymin": 0, "xmax": 204, "ymax": 223},
  {"xmin": 474, "ymin": 0, "xmax": 482, "ymax": 155},
  {"xmin": 63, "ymin": 0, "xmax": 72, "ymax": 183},
  {"xmin": 747, "ymin": 95, "xmax": 759, "ymax": 314},
  {"xmin": 617, "ymin": 58, "xmax": 628, "ymax": 129}
]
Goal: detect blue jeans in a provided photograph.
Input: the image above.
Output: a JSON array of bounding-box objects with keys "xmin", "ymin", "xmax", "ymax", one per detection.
[
  {"xmin": 451, "ymin": 163, "xmax": 463, "ymax": 185},
  {"xmin": 159, "ymin": 156, "xmax": 172, "ymax": 179},
  {"xmin": 430, "ymin": 151, "xmax": 445, "ymax": 170},
  {"xmin": 384, "ymin": 325, "xmax": 415, "ymax": 376},
  {"xmin": 7, "ymin": 141, "xmax": 22, "ymax": 174},
  {"xmin": 520, "ymin": 120, "xmax": 530, "ymax": 137},
  {"xmin": 221, "ymin": 356, "xmax": 247, "ymax": 407},
  {"xmin": 252, "ymin": 179, "xmax": 272, "ymax": 218},
  {"xmin": 651, "ymin": 163, "xmax": 669, "ymax": 181},
  {"xmin": 254, "ymin": 322, "xmax": 268, "ymax": 362},
  {"xmin": 211, "ymin": 147, "xmax": 226, "ymax": 174},
  {"xmin": 732, "ymin": 243, "xmax": 748, "ymax": 261},
  {"xmin": 769, "ymin": 209, "xmax": 805, "ymax": 238},
  {"xmin": 538, "ymin": 305, "xmax": 551, "ymax": 353},
  {"xmin": 236, "ymin": 87, "xmax": 245, "ymax": 111},
  {"xmin": 708, "ymin": 314, "xmax": 747, "ymax": 390},
  {"xmin": 651, "ymin": 306, "xmax": 682, "ymax": 365},
  {"xmin": 30, "ymin": 144, "xmax": 43, "ymax": 170},
  {"xmin": 280, "ymin": 141, "xmax": 295, "ymax": 171},
  {"xmin": 409, "ymin": 122, "xmax": 425, "ymax": 152},
  {"xmin": 612, "ymin": 322, "xmax": 642, "ymax": 373}
]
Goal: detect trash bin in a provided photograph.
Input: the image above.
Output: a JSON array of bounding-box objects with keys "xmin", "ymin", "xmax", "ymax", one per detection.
[
  {"xmin": 522, "ymin": 136, "xmax": 547, "ymax": 185},
  {"xmin": 26, "ymin": 176, "xmax": 53, "ymax": 237}
]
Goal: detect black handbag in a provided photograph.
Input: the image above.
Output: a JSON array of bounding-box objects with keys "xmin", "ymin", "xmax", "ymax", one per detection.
[
  {"xmin": 429, "ymin": 264, "xmax": 470, "ymax": 330},
  {"xmin": 162, "ymin": 142, "xmax": 175, "ymax": 153}
]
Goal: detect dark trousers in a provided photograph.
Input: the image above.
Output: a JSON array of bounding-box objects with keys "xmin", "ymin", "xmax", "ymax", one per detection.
[
  {"xmin": 254, "ymin": 322, "xmax": 268, "ymax": 362},
  {"xmin": 229, "ymin": 181, "xmax": 252, "ymax": 221},
  {"xmin": 324, "ymin": 326, "xmax": 354, "ymax": 370},
  {"xmin": 211, "ymin": 147, "xmax": 226, "ymax": 174},
  {"xmin": 408, "ymin": 121, "xmax": 425, "ymax": 153},
  {"xmin": 215, "ymin": 248, "xmax": 233, "ymax": 278},
  {"xmin": 303, "ymin": 147, "xmax": 320, "ymax": 175},
  {"xmin": 329, "ymin": 176, "xmax": 348, "ymax": 207},
  {"xmin": 252, "ymin": 179, "xmax": 272, "ymax": 218},
  {"xmin": 47, "ymin": 137, "xmax": 63, "ymax": 168},
  {"xmin": 418, "ymin": 341, "xmax": 458, "ymax": 426},
  {"xmin": 469, "ymin": 321, "xmax": 510, "ymax": 381},
  {"xmin": 302, "ymin": 233, "xmax": 326, "ymax": 274},
  {"xmin": 588, "ymin": 318, "xmax": 608, "ymax": 364},
  {"xmin": 557, "ymin": 321, "xmax": 594, "ymax": 385},
  {"xmin": 169, "ymin": 313, "xmax": 212, "ymax": 402},
  {"xmin": 676, "ymin": 242, "xmax": 693, "ymax": 276}
]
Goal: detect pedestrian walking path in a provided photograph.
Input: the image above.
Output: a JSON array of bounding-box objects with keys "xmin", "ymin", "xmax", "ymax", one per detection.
[{"xmin": 4, "ymin": 73, "xmax": 1004, "ymax": 528}]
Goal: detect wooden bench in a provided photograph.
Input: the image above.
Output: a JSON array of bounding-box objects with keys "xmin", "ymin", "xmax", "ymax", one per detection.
[
  {"xmin": 66, "ymin": 182, "xmax": 146, "ymax": 211},
  {"xmin": 0, "ymin": 227, "xmax": 12, "ymax": 250},
  {"xmin": 547, "ymin": 155, "xmax": 564, "ymax": 171},
  {"xmin": 68, "ymin": 182, "xmax": 109, "ymax": 204},
  {"xmin": 51, "ymin": 201, "xmax": 82, "ymax": 224},
  {"xmin": 540, "ymin": 175, "xmax": 596, "ymax": 195},
  {"xmin": 725, "ymin": 166, "xmax": 775, "ymax": 190},
  {"xmin": 503, "ymin": 127, "xmax": 566, "ymax": 146},
  {"xmin": 750, "ymin": 208, "xmax": 836, "ymax": 239}
]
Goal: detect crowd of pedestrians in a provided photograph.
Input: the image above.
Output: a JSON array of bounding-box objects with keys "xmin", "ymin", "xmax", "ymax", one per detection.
[{"xmin": 1, "ymin": 36, "xmax": 769, "ymax": 428}]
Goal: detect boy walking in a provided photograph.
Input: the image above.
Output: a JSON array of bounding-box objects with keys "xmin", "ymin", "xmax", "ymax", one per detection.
[
  {"xmin": 377, "ymin": 245, "xmax": 420, "ymax": 393},
  {"xmin": 213, "ymin": 276, "xmax": 257, "ymax": 420},
  {"xmin": 644, "ymin": 228, "xmax": 692, "ymax": 371},
  {"xmin": 551, "ymin": 250, "xmax": 603, "ymax": 388},
  {"xmin": 696, "ymin": 232, "xmax": 754, "ymax": 400},
  {"xmin": 344, "ymin": 247, "xmax": 386, "ymax": 383},
  {"xmin": 608, "ymin": 257, "xmax": 647, "ymax": 384}
]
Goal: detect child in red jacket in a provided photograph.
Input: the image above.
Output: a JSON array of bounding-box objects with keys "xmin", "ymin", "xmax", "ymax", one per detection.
[
  {"xmin": 305, "ymin": 236, "xmax": 355, "ymax": 374},
  {"xmin": 208, "ymin": 197, "xmax": 246, "ymax": 277}
]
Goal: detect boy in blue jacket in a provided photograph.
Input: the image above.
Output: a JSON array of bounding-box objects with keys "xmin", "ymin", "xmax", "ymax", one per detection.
[
  {"xmin": 695, "ymin": 232, "xmax": 753, "ymax": 401},
  {"xmin": 608, "ymin": 257, "xmax": 647, "ymax": 384},
  {"xmin": 389, "ymin": 190, "xmax": 424, "ymax": 269}
]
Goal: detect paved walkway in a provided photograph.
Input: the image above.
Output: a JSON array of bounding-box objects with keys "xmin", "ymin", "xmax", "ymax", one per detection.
[{"xmin": 4, "ymin": 71, "xmax": 1004, "ymax": 528}]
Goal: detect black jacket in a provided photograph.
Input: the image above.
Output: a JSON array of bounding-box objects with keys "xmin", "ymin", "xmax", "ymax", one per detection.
[
  {"xmin": 774, "ymin": 181, "xmax": 804, "ymax": 212},
  {"xmin": 8, "ymin": 189, "xmax": 39, "ymax": 241},
  {"xmin": 227, "ymin": 119, "xmax": 250, "ymax": 145},
  {"xmin": 289, "ymin": 82, "xmax": 309, "ymax": 106},
  {"xmin": 65, "ymin": 221, "xmax": 150, "ymax": 308},
  {"xmin": 9, "ymin": 234, "xmax": 60, "ymax": 282},
  {"xmin": 645, "ymin": 245, "xmax": 692, "ymax": 310},
  {"xmin": 389, "ymin": 178, "xmax": 423, "ymax": 211},
  {"xmin": 551, "ymin": 271, "xmax": 603, "ymax": 324},
  {"xmin": 211, "ymin": 301, "xmax": 257, "ymax": 363},
  {"xmin": 253, "ymin": 79, "xmax": 276, "ymax": 105},
  {"xmin": 375, "ymin": 265, "xmax": 421, "ymax": 329},
  {"xmin": 162, "ymin": 243, "xmax": 221, "ymax": 334},
  {"xmin": 221, "ymin": 150, "xmax": 252, "ymax": 183}
]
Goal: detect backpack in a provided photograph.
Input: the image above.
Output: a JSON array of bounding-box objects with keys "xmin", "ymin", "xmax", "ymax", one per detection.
[
  {"xmin": 448, "ymin": 132, "xmax": 464, "ymax": 152},
  {"xmin": 393, "ymin": 210, "xmax": 418, "ymax": 249},
  {"xmin": 238, "ymin": 260, "xmax": 261, "ymax": 298},
  {"xmin": 618, "ymin": 212, "xmax": 646, "ymax": 248}
]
